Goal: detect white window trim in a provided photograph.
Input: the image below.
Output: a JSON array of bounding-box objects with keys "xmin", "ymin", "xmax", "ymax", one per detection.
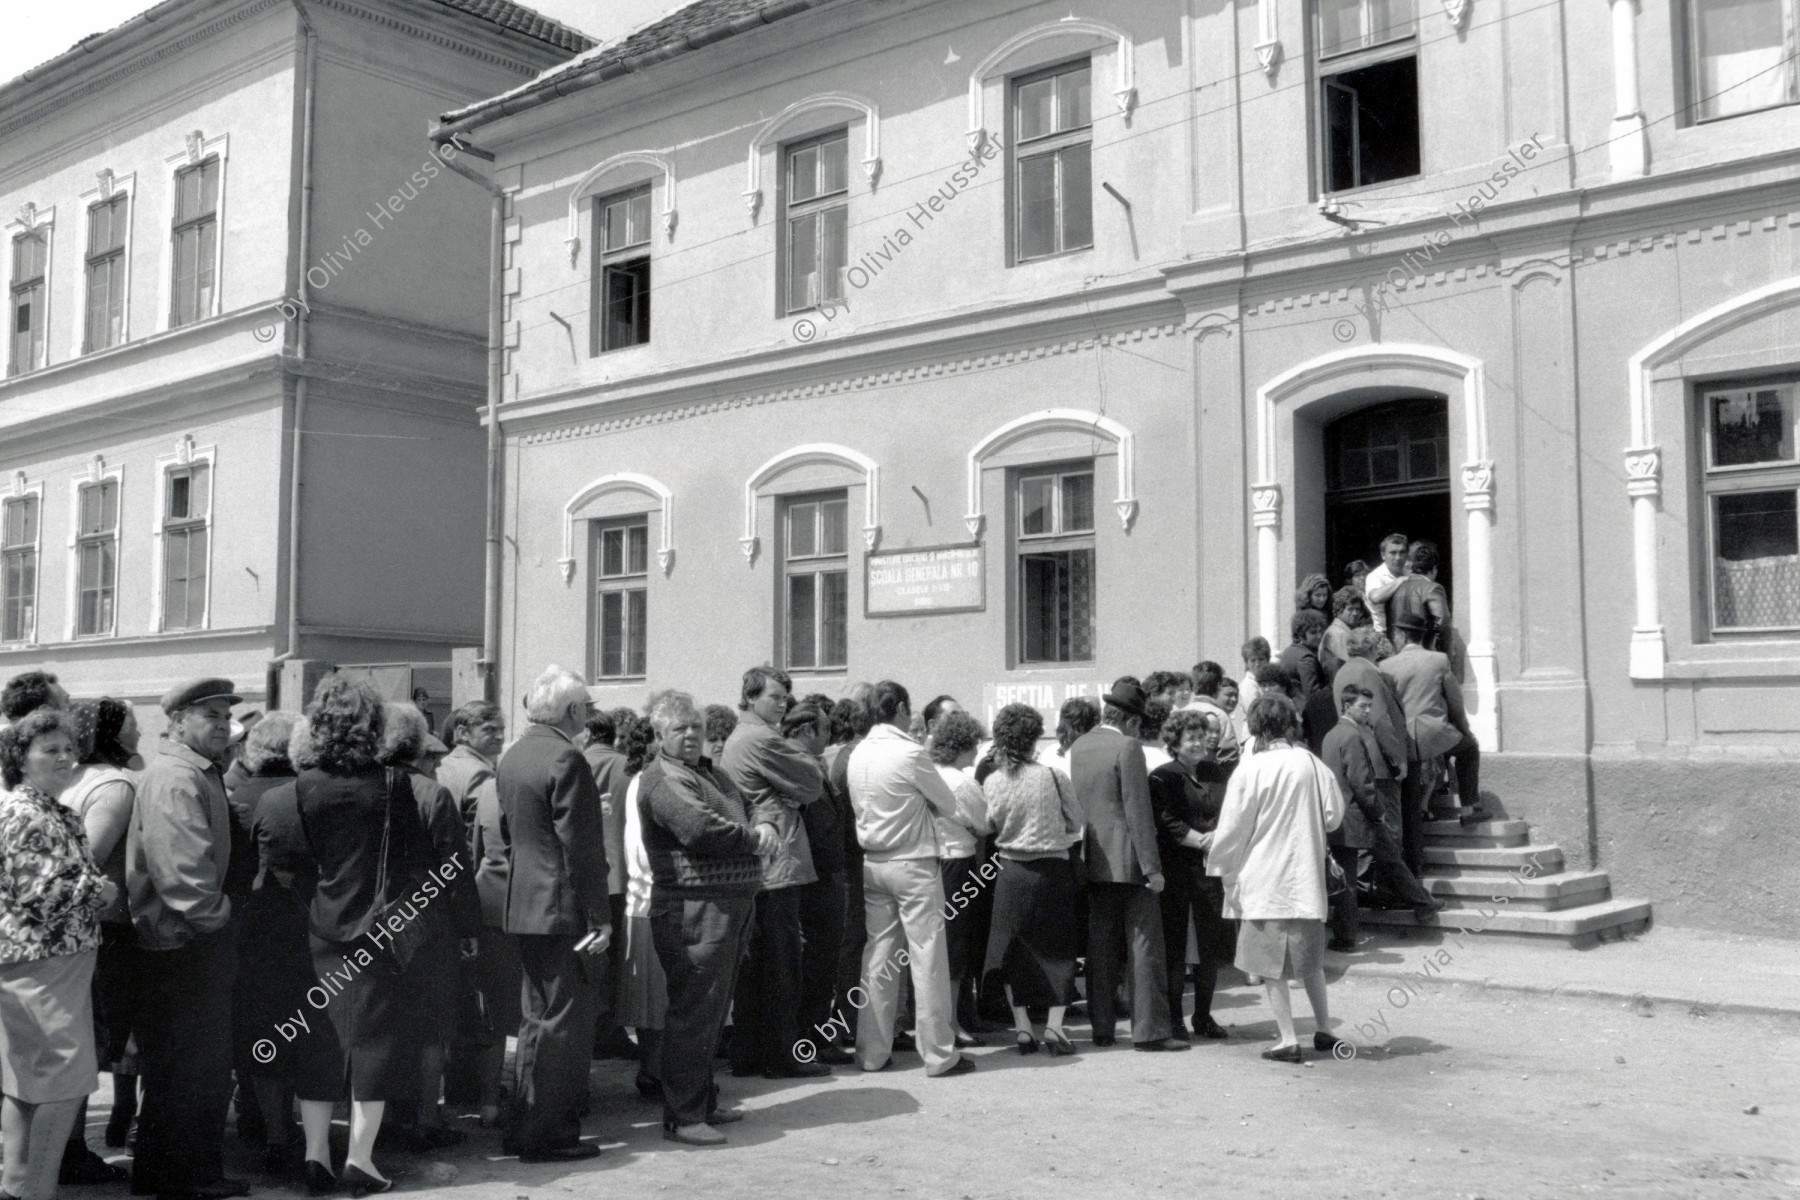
[
  {"xmin": 744, "ymin": 94, "xmax": 880, "ymax": 220},
  {"xmin": 73, "ymin": 170, "xmax": 137, "ymax": 358},
  {"xmin": 66, "ymin": 455, "xmax": 124, "ymax": 641},
  {"xmin": 2, "ymin": 471, "xmax": 45, "ymax": 648},
  {"xmin": 559, "ymin": 471, "xmax": 674, "ymax": 582},
  {"xmin": 967, "ymin": 18, "xmax": 1135, "ymax": 153},
  {"xmin": 158, "ymin": 131, "xmax": 230, "ymax": 334},
  {"xmin": 149, "ymin": 435, "xmax": 216, "ymax": 633},
  {"xmin": 965, "ymin": 409, "xmax": 1136, "ymax": 540},
  {"xmin": 565, "ymin": 151, "xmax": 676, "ymax": 266},
  {"xmin": 6, "ymin": 202, "xmax": 56, "ymax": 377},
  {"xmin": 740, "ymin": 444, "xmax": 880, "ymax": 563}
]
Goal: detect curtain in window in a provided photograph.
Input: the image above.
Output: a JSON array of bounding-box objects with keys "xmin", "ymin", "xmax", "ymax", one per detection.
[{"xmin": 1696, "ymin": 0, "xmax": 1790, "ymax": 118}]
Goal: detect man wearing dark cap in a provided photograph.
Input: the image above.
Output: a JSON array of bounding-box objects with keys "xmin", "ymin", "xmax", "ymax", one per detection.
[
  {"xmin": 127, "ymin": 678, "xmax": 247, "ymax": 1200},
  {"xmin": 1070, "ymin": 680, "xmax": 1189, "ymax": 1052}
]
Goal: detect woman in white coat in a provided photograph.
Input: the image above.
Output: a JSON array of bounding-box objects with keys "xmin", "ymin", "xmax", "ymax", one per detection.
[{"xmin": 1207, "ymin": 694, "xmax": 1348, "ymax": 1063}]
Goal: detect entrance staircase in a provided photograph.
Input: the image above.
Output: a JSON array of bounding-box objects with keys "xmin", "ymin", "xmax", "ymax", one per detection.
[{"xmin": 1358, "ymin": 793, "xmax": 1653, "ymax": 948}]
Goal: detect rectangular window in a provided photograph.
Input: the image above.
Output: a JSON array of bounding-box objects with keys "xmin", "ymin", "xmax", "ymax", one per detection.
[
  {"xmin": 1317, "ymin": 0, "xmax": 1420, "ymax": 194},
  {"xmin": 171, "ymin": 158, "xmax": 219, "ymax": 327},
  {"xmin": 162, "ymin": 464, "xmax": 210, "ymax": 631},
  {"xmin": 590, "ymin": 186, "xmax": 652, "ymax": 353},
  {"xmin": 1689, "ymin": 0, "xmax": 1798, "ymax": 121},
  {"xmin": 591, "ymin": 519, "xmax": 648, "ymax": 679},
  {"xmin": 85, "ymin": 196, "xmax": 127, "ymax": 352},
  {"xmin": 76, "ymin": 480, "xmax": 120, "ymax": 637},
  {"xmin": 9, "ymin": 232, "xmax": 47, "ymax": 377},
  {"xmin": 1, "ymin": 496, "xmax": 39, "ymax": 643},
  {"xmin": 783, "ymin": 130, "xmax": 849, "ymax": 314},
  {"xmin": 1015, "ymin": 466, "xmax": 1095, "ymax": 663},
  {"xmin": 783, "ymin": 493, "xmax": 849, "ymax": 670},
  {"xmin": 1013, "ymin": 59, "xmax": 1094, "ymax": 262},
  {"xmin": 1703, "ymin": 378, "xmax": 1800, "ymax": 631}
]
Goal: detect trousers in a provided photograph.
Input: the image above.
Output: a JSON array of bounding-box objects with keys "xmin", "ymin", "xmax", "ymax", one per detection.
[
  {"xmin": 729, "ymin": 887, "xmax": 804, "ymax": 1074},
  {"xmin": 797, "ymin": 873, "xmax": 847, "ymax": 1042},
  {"xmin": 510, "ymin": 934, "xmax": 598, "ymax": 1153},
  {"xmin": 132, "ymin": 928, "xmax": 235, "ymax": 1192},
  {"xmin": 1085, "ymin": 882, "xmax": 1171, "ymax": 1045},
  {"xmin": 650, "ymin": 893, "xmax": 752, "ymax": 1127},
  {"xmin": 855, "ymin": 858, "xmax": 956, "ymax": 1075}
]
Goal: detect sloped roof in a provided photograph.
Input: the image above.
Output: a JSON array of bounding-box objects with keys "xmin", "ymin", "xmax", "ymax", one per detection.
[
  {"xmin": 439, "ymin": 0, "xmax": 842, "ymax": 133},
  {"xmin": 2, "ymin": 0, "xmax": 593, "ymax": 100}
]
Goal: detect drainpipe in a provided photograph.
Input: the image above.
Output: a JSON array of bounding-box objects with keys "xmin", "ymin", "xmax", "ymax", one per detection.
[
  {"xmin": 435, "ymin": 140, "xmax": 505, "ymax": 704},
  {"xmin": 274, "ymin": 0, "xmax": 317, "ymax": 701}
]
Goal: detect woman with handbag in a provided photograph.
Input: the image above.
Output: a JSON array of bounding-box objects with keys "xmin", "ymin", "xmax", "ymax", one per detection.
[
  {"xmin": 979, "ymin": 704, "xmax": 1083, "ymax": 1057},
  {"xmin": 1206, "ymin": 694, "xmax": 1347, "ymax": 1064},
  {"xmin": 295, "ymin": 676, "xmax": 435, "ymax": 1196}
]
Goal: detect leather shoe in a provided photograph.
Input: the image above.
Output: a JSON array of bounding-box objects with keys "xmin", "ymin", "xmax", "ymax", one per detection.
[
  {"xmin": 1091, "ymin": 1034, "xmax": 1116, "ymax": 1047},
  {"xmin": 663, "ymin": 1123, "xmax": 727, "ymax": 1146},
  {"xmin": 1313, "ymin": 1031, "xmax": 1349, "ymax": 1054},
  {"xmin": 61, "ymin": 1150, "xmax": 129, "ymax": 1185},
  {"xmin": 933, "ymin": 1056, "xmax": 976, "ymax": 1077},
  {"xmin": 1261, "ymin": 1044, "xmax": 1305, "ymax": 1064},
  {"xmin": 1195, "ymin": 1018, "xmax": 1230, "ymax": 1040},
  {"xmin": 518, "ymin": 1144, "xmax": 601, "ymax": 1163},
  {"xmin": 891, "ymin": 1031, "xmax": 916, "ymax": 1052},
  {"xmin": 763, "ymin": 1061, "xmax": 830, "ymax": 1079},
  {"xmin": 816, "ymin": 1043, "xmax": 856, "ymax": 1065},
  {"xmin": 952, "ymin": 1031, "xmax": 984, "ymax": 1049},
  {"xmin": 704, "ymin": 1109, "xmax": 744, "ymax": 1125},
  {"xmin": 1133, "ymin": 1037, "xmax": 1192, "ymax": 1052}
]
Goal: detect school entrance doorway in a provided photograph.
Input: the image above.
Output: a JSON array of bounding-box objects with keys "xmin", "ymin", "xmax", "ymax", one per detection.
[{"xmin": 1323, "ymin": 396, "xmax": 1452, "ymax": 599}]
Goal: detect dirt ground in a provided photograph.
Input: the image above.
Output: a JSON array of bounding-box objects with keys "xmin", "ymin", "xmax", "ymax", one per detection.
[{"xmin": 100, "ymin": 970, "xmax": 1800, "ymax": 1200}]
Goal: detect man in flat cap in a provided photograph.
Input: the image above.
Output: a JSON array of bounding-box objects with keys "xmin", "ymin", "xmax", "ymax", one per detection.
[{"xmin": 127, "ymin": 678, "xmax": 248, "ymax": 1200}]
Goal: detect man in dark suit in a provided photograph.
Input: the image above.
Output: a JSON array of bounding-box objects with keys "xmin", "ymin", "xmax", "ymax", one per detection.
[
  {"xmin": 1070, "ymin": 681, "xmax": 1189, "ymax": 1053},
  {"xmin": 497, "ymin": 666, "xmax": 612, "ymax": 1162},
  {"xmin": 1380, "ymin": 615, "xmax": 1488, "ymax": 870},
  {"xmin": 581, "ymin": 709, "xmax": 634, "ymax": 1059}
]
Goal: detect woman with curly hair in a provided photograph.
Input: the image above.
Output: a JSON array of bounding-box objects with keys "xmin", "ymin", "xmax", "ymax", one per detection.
[
  {"xmin": 1149, "ymin": 708, "xmax": 1235, "ymax": 1041},
  {"xmin": 1295, "ymin": 572, "xmax": 1334, "ymax": 616},
  {"xmin": 979, "ymin": 704, "xmax": 1082, "ymax": 1056},
  {"xmin": 925, "ymin": 709, "xmax": 990, "ymax": 1049},
  {"xmin": 61, "ymin": 699, "xmax": 141, "ymax": 1165},
  {"xmin": 0, "ymin": 707, "xmax": 113, "ymax": 1200},
  {"xmin": 294, "ymin": 677, "xmax": 435, "ymax": 1195}
]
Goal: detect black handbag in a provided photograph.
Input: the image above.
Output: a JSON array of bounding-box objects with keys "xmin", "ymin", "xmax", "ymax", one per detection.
[{"xmin": 352, "ymin": 770, "xmax": 431, "ymax": 972}]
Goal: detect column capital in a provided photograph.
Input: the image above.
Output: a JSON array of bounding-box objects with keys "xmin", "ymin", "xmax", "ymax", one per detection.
[
  {"xmin": 1250, "ymin": 483, "xmax": 1281, "ymax": 529},
  {"xmin": 1624, "ymin": 446, "xmax": 1661, "ymax": 498}
]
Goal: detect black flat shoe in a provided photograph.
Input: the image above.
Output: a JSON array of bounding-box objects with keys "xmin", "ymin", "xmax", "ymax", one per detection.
[
  {"xmin": 1015, "ymin": 1031, "xmax": 1040, "ymax": 1056},
  {"xmin": 342, "ymin": 1165, "xmax": 392, "ymax": 1197},
  {"xmin": 1091, "ymin": 1034, "xmax": 1116, "ymax": 1048},
  {"xmin": 1261, "ymin": 1044, "xmax": 1304, "ymax": 1064},
  {"xmin": 305, "ymin": 1162, "xmax": 336, "ymax": 1197},
  {"xmin": 61, "ymin": 1150, "xmax": 129, "ymax": 1185},
  {"xmin": 517, "ymin": 1144, "xmax": 600, "ymax": 1163},
  {"xmin": 1313, "ymin": 1031, "xmax": 1348, "ymax": 1053},
  {"xmin": 935, "ymin": 1056, "xmax": 976, "ymax": 1077},
  {"xmin": 952, "ymin": 1031, "xmax": 984, "ymax": 1049},
  {"xmin": 1133, "ymin": 1037, "xmax": 1192, "ymax": 1053},
  {"xmin": 1042, "ymin": 1028, "xmax": 1076, "ymax": 1057},
  {"xmin": 1195, "ymin": 1018, "xmax": 1230, "ymax": 1040},
  {"xmin": 891, "ymin": 1031, "xmax": 916, "ymax": 1052}
]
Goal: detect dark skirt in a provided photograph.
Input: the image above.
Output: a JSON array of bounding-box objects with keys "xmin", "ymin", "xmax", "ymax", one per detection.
[
  {"xmin": 308, "ymin": 937, "xmax": 420, "ymax": 1102},
  {"xmin": 410, "ymin": 916, "xmax": 460, "ymax": 1047},
  {"xmin": 940, "ymin": 856, "xmax": 992, "ymax": 984},
  {"xmin": 238, "ymin": 893, "xmax": 344, "ymax": 1099},
  {"xmin": 982, "ymin": 856, "xmax": 1078, "ymax": 1008},
  {"xmin": 93, "ymin": 923, "xmax": 138, "ymax": 1072}
]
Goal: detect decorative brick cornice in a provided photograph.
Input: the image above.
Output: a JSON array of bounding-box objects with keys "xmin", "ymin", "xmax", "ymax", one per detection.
[
  {"xmin": 0, "ymin": 0, "xmax": 288, "ymax": 142},
  {"xmin": 310, "ymin": 0, "xmax": 552, "ymax": 76},
  {"xmin": 518, "ymin": 320, "xmax": 1184, "ymax": 446}
]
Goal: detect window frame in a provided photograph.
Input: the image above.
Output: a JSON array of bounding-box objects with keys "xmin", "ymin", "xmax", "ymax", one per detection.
[
  {"xmin": 1697, "ymin": 374, "xmax": 1800, "ymax": 635},
  {"xmin": 1685, "ymin": 0, "xmax": 1800, "ymax": 123},
  {"xmin": 168, "ymin": 154, "xmax": 221, "ymax": 329},
  {"xmin": 152, "ymin": 446, "xmax": 214, "ymax": 634},
  {"xmin": 780, "ymin": 127, "xmax": 851, "ymax": 316},
  {"xmin": 83, "ymin": 193, "xmax": 129, "ymax": 354},
  {"xmin": 589, "ymin": 516, "xmax": 650, "ymax": 681},
  {"xmin": 72, "ymin": 473, "xmax": 122, "ymax": 640},
  {"xmin": 1314, "ymin": 0, "xmax": 1421, "ymax": 196},
  {"xmin": 1, "ymin": 486, "xmax": 43, "ymax": 647},
  {"xmin": 8, "ymin": 229, "xmax": 49, "ymax": 378},
  {"xmin": 589, "ymin": 184, "xmax": 653, "ymax": 355},
  {"xmin": 1012, "ymin": 462, "xmax": 1097, "ymax": 665},
  {"xmin": 780, "ymin": 490, "xmax": 851, "ymax": 672},
  {"xmin": 1008, "ymin": 56, "xmax": 1096, "ymax": 266}
]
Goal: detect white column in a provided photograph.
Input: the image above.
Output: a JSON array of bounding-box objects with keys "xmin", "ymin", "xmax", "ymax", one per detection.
[
  {"xmin": 1251, "ymin": 484, "xmax": 1282, "ymax": 644},
  {"xmin": 1608, "ymin": 0, "xmax": 1648, "ymax": 178},
  {"xmin": 1625, "ymin": 447, "xmax": 1665, "ymax": 678},
  {"xmin": 1460, "ymin": 462, "xmax": 1499, "ymax": 749}
]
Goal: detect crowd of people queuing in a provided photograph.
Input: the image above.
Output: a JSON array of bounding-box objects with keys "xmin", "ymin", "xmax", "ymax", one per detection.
[{"xmin": 0, "ymin": 533, "xmax": 1483, "ymax": 1194}]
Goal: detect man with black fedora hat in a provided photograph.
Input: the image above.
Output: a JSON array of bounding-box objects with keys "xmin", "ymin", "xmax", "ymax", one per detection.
[
  {"xmin": 1070, "ymin": 680, "xmax": 1189, "ymax": 1053},
  {"xmin": 127, "ymin": 677, "xmax": 249, "ymax": 1200}
]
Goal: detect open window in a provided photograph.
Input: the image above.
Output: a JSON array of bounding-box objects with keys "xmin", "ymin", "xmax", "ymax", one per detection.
[
  {"xmin": 1316, "ymin": 0, "xmax": 1420, "ymax": 193},
  {"xmin": 590, "ymin": 186, "xmax": 651, "ymax": 353}
]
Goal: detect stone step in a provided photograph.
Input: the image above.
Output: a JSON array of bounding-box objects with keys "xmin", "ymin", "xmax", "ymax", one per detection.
[
  {"xmin": 1423, "ymin": 819, "xmax": 1530, "ymax": 847},
  {"xmin": 1422, "ymin": 843, "xmax": 1565, "ymax": 874},
  {"xmin": 1419, "ymin": 869, "xmax": 1612, "ymax": 911},
  {"xmin": 1356, "ymin": 896, "xmax": 1654, "ymax": 948}
]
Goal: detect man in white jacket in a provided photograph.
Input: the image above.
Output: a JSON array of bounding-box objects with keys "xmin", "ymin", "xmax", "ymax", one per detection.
[{"xmin": 845, "ymin": 681, "xmax": 976, "ymax": 1078}]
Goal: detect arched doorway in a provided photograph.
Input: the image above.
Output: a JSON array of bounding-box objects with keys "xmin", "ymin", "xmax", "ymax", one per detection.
[{"xmin": 1323, "ymin": 396, "xmax": 1453, "ymax": 598}]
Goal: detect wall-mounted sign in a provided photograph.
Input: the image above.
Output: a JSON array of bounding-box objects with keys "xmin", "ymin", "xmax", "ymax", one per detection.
[
  {"xmin": 980, "ymin": 679, "xmax": 1107, "ymax": 732},
  {"xmin": 865, "ymin": 545, "xmax": 984, "ymax": 616}
]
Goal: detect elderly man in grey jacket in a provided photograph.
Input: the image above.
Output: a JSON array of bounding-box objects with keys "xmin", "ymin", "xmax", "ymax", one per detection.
[
  {"xmin": 720, "ymin": 666, "xmax": 829, "ymax": 1080},
  {"xmin": 127, "ymin": 677, "xmax": 246, "ymax": 1200}
]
